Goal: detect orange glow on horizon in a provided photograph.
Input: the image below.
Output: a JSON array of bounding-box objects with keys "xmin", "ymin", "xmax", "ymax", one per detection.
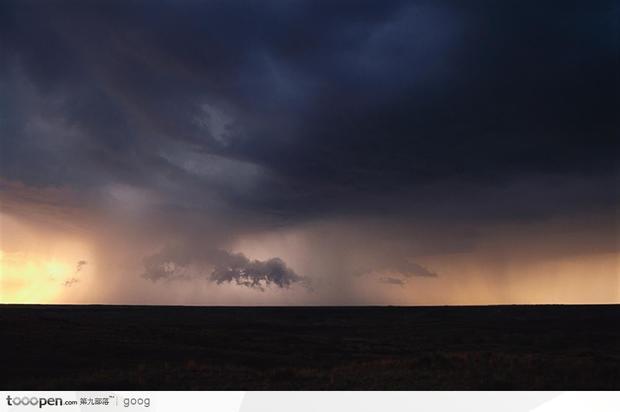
[
  {"xmin": 0, "ymin": 212, "xmax": 93, "ymax": 304},
  {"xmin": 0, "ymin": 250, "xmax": 69, "ymax": 303}
]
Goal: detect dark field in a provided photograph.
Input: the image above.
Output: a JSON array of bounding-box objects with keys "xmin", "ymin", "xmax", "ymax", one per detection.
[{"xmin": 1, "ymin": 304, "xmax": 619, "ymax": 390}]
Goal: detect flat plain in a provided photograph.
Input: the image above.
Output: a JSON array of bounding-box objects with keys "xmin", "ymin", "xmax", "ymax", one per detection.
[{"xmin": 1, "ymin": 304, "xmax": 618, "ymax": 389}]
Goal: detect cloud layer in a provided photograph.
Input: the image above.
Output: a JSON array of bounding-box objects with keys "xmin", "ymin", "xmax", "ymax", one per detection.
[{"xmin": 0, "ymin": 0, "xmax": 617, "ymax": 303}]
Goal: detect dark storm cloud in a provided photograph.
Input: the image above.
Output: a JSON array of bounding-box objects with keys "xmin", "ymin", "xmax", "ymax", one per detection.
[
  {"xmin": 0, "ymin": 1, "xmax": 617, "ymax": 230},
  {"xmin": 142, "ymin": 245, "xmax": 308, "ymax": 291}
]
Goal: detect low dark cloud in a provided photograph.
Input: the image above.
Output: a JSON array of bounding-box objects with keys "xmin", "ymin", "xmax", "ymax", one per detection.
[
  {"xmin": 375, "ymin": 261, "xmax": 436, "ymax": 288},
  {"xmin": 379, "ymin": 277, "xmax": 407, "ymax": 287},
  {"xmin": 401, "ymin": 262, "xmax": 437, "ymax": 278},
  {"xmin": 75, "ymin": 260, "xmax": 87, "ymax": 273},
  {"xmin": 142, "ymin": 246, "xmax": 308, "ymax": 291},
  {"xmin": 210, "ymin": 255, "xmax": 306, "ymax": 291},
  {"xmin": 63, "ymin": 278, "xmax": 79, "ymax": 287}
]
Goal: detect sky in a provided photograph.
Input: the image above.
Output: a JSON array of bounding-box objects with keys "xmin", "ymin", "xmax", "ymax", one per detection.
[{"xmin": 0, "ymin": 0, "xmax": 618, "ymax": 305}]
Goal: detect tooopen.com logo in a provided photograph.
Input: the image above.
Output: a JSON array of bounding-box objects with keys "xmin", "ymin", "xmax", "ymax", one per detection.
[{"xmin": 6, "ymin": 396, "xmax": 78, "ymax": 408}]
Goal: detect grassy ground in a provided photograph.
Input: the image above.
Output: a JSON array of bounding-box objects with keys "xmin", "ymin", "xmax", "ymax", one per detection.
[{"xmin": 1, "ymin": 304, "xmax": 618, "ymax": 389}]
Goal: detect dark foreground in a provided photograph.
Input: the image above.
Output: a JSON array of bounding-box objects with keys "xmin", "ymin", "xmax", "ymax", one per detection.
[{"xmin": 1, "ymin": 304, "xmax": 619, "ymax": 389}]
